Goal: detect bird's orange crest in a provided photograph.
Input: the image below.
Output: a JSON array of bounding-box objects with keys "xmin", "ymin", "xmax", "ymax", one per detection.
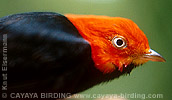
[{"xmin": 66, "ymin": 14, "xmax": 165, "ymax": 74}]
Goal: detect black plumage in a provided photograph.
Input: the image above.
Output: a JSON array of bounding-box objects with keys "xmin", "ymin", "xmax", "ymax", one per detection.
[{"xmin": 0, "ymin": 12, "xmax": 135, "ymax": 95}]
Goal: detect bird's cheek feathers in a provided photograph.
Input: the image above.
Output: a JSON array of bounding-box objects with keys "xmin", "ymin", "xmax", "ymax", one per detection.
[{"xmin": 92, "ymin": 50, "xmax": 133, "ymax": 74}]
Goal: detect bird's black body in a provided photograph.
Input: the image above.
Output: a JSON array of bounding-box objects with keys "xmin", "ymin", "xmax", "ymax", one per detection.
[{"xmin": 0, "ymin": 12, "xmax": 135, "ymax": 97}]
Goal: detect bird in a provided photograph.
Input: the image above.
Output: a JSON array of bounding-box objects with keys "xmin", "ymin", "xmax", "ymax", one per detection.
[{"xmin": 0, "ymin": 12, "xmax": 165, "ymax": 97}]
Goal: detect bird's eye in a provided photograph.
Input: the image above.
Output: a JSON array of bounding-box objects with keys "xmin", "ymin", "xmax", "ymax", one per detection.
[{"xmin": 112, "ymin": 36, "xmax": 127, "ymax": 49}]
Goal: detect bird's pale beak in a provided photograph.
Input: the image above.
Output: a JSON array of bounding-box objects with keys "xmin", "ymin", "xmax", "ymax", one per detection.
[{"xmin": 143, "ymin": 49, "xmax": 166, "ymax": 62}]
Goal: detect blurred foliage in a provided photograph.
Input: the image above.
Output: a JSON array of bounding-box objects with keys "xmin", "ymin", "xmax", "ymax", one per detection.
[{"xmin": 0, "ymin": 0, "xmax": 172, "ymax": 100}]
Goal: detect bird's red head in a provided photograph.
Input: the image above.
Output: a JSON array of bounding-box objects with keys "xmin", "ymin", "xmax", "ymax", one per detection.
[{"xmin": 66, "ymin": 14, "xmax": 165, "ymax": 74}]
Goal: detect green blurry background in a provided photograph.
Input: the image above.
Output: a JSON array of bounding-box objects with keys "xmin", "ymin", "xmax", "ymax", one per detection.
[{"xmin": 0, "ymin": 0, "xmax": 171, "ymax": 100}]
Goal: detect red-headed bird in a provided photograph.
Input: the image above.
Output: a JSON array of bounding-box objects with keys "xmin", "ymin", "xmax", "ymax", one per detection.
[{"xmin": 0, "ymin": 12, "xmax": 165, "ymax": 95}]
